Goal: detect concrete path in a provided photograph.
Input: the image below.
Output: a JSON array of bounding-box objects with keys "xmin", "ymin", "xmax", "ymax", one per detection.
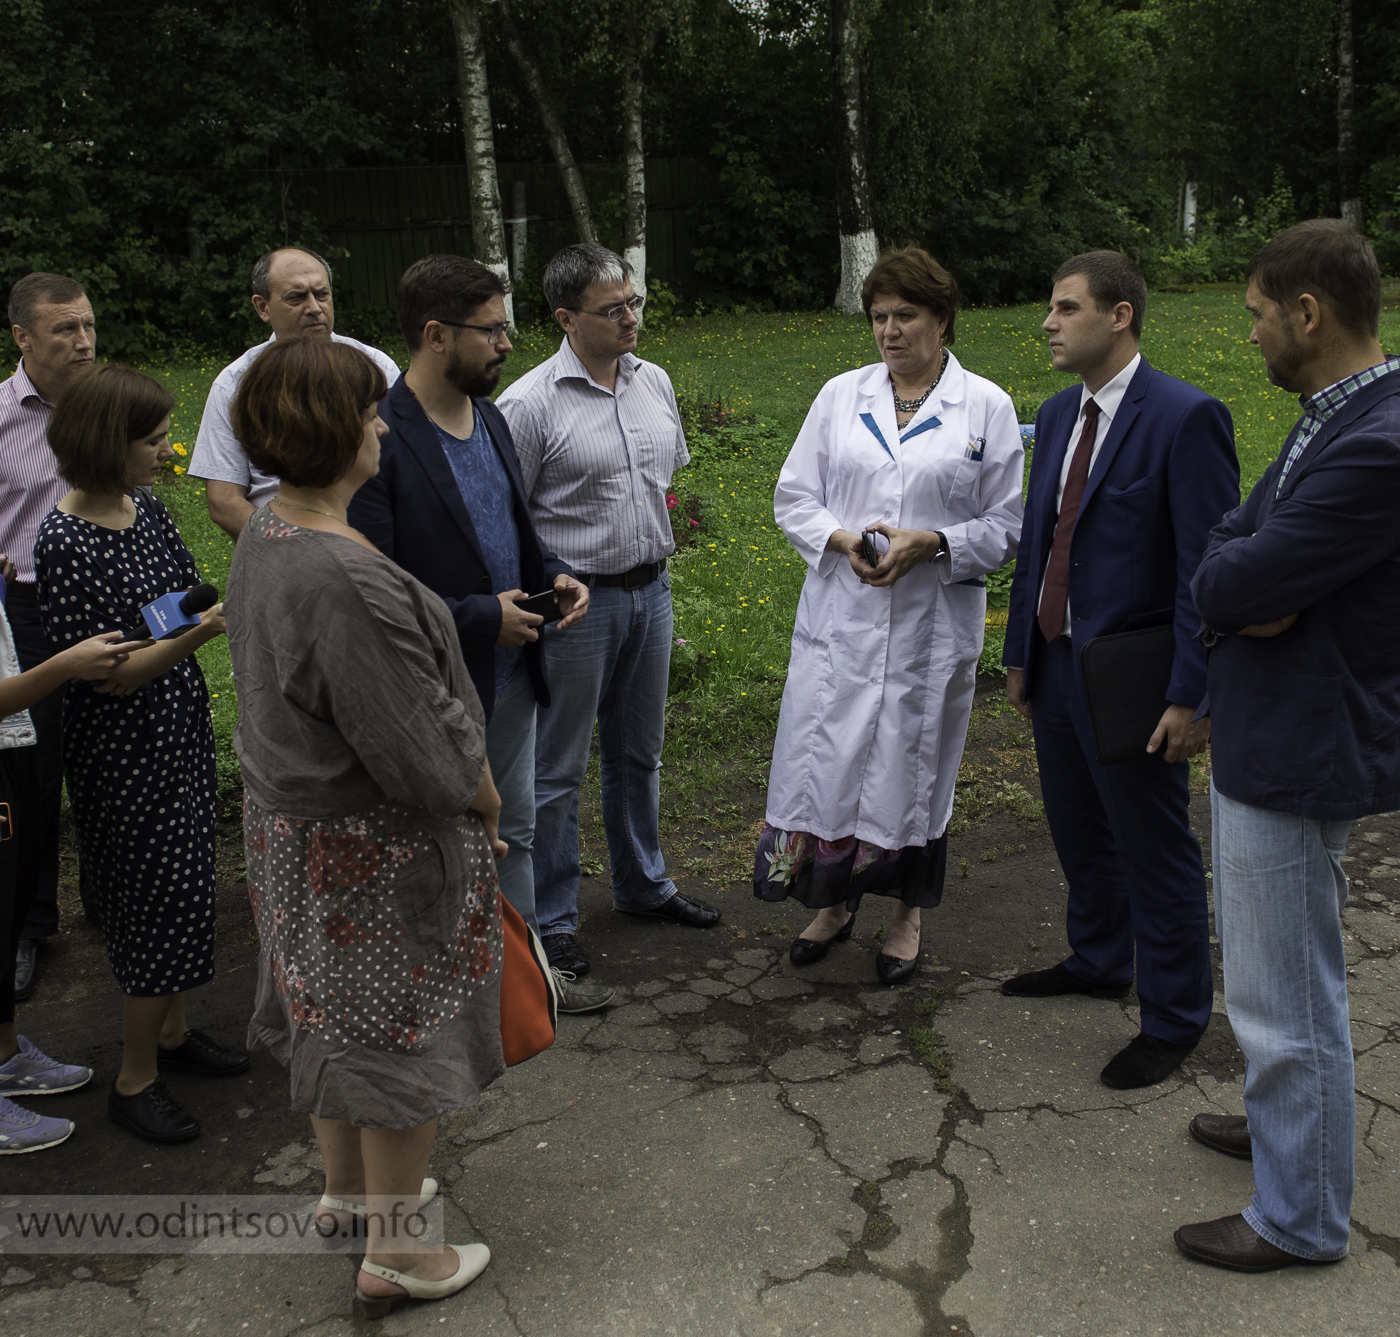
[{"xmin": 3, "ymin": 804, "xmax": 1398, "ymax": 1336}]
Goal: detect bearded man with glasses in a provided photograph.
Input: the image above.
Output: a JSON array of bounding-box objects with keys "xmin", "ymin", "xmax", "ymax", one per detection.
[
  {"xmin": 348, "ymin": 255, "xmax": 608, "ymax": 1014},
  {"xmin": 497, "ymin": 243, "xmax": 720, "ymax": 983}
]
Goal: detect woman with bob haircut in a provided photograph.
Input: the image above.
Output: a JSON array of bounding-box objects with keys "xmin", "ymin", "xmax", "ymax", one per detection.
[
  {"xmin": 35, "ymin": 362, "xmax": 247, "ymax": 1146},
  {"xmin": 754, "ymin": 246, "xmax": 1024, "ymax": 984},
  {"xmin": 226, "ymin": 336, "xmax": 507, "ymax": 1318}
]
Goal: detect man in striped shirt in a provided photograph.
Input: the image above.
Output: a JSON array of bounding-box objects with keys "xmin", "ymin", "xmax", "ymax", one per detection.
[
  {"xmin": 189, "ymin": 248, "xmax": 399, "ymax": 541},
  {"xmin": 1, "ymin": 273, "xmax": 96, "ymax": 995},
  {"xmin": 498, "ymin": 244, "xmax": 720, "ymax": 980}
]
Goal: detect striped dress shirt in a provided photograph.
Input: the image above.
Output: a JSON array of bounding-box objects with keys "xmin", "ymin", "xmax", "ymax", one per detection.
[
  {"xmin": 0, "ymin": 362, "xmax": 68, "ymax": 584},
  {"xmin": 496, "ymin": 337, "xmax": 689, "ymax": 574},
  {"xmin": 1275, "ymin": 356, "xmax": 1400, "ymax": 498}
]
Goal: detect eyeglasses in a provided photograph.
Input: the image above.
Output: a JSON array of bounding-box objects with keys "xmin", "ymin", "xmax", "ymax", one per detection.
[
  {"xmin": 429, "ymin": 318, "xmax": 509, "ymax": 344},
  {"xmin": 573, "ymin": 296, "xmax": 645, "ymax": 322}
]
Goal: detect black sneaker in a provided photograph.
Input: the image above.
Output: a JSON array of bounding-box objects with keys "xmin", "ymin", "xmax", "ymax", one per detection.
[
  {"xmin": 541, "ymin": 932, "xmax": 590, "ymax": 977},
  {"xmin": 108, "ymin": 1079, "xmax": 200, "ymax": 1143},
  {"xmin": 157, "ymin": 1029, "xmax": 251, "ymax": 1077}
]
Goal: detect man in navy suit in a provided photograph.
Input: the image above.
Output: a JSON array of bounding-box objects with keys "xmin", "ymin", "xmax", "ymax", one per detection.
[
  {"xmin": 348, "ymin": 254, "xmax": 611, "ymax": 1013},
  {"xmin": 1002, "ymin": 251, "xmax": 1239, "ymax": 1088},
  {"xmin": 1176, "ymin": 221, "xmax": 1400, "ymax": 1272}
]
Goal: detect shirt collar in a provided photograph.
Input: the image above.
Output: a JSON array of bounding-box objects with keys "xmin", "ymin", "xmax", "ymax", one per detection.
[
  {"xmin": 550, "ymin": 335, "xmax": 638, "ymax": 392},
  {"xmin": 1080, "ymin": 352, "xmax": 1140, "ymax": 422},
  {"xmin": 1300, "ymin": 357, "xmax": 1400, "ymax": 422},
  {"xmin": 12, "ymin": 359, "xmax": 53, "ymax": 409}
]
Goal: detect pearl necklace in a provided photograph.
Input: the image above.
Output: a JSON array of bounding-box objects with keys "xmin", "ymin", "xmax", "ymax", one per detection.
[{"xmin": 892, "ymin": 348, "xmax": 949, "ymax": 415}]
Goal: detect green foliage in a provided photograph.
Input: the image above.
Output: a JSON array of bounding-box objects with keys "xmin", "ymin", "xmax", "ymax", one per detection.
[{"xmin": 1153, "ymin": 172, "xmax": 1298, "ymax": 285}]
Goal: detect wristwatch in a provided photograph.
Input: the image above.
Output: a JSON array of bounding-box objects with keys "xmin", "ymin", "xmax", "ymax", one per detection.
[{"xmin": 930, "ymin": 531, "xmax": 949, "ymax": 562}]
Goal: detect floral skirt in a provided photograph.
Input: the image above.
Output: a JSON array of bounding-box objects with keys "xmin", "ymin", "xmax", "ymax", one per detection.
[
  {"xmin": 752, "ymin": 824, "xmax": 948, "ymax": 912},
  {"xmin": 243, "ymin": 794, "xmax": 505, "ymax": 1129}
]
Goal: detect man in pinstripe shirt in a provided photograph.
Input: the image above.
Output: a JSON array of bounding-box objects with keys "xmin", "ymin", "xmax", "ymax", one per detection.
[
  {"xmin": 498, "ymin": 244, "xmax": 720, "ymax": 978},
  {"xmin": 1, "ymin": 273, "xmax": 97, "ymax": 997}
]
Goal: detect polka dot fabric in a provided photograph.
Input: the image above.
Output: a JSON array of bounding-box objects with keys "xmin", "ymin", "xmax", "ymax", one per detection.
[{"xmin": 35, "ymin": 491, "xmax": 218, "ymax": 998}]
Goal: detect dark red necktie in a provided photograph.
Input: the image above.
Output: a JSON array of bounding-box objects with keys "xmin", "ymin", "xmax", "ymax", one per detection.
[{"xmin": 1038, "ymin": 398, "xmax": 1100, "ymax": 644}]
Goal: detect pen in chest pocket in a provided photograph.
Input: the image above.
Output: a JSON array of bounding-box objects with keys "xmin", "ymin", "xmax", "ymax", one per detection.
[{"xmin": 965, "ymin": 437, "xmax": 986, "ymax": 461}]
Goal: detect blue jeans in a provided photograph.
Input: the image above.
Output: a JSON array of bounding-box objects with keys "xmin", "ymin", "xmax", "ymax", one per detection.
[
  {"xmin": 485, "ymin": 668, "xmax": 539, "ymax": 934},
  {"xmin": 1211, "ymin": 782, "xmax": 1353, "ymax": 1260},
  {"xmin": 532, "ymin": 574, "xmax": 676, "ymax": 937}
]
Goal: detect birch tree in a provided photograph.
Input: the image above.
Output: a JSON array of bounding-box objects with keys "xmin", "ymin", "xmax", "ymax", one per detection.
[
  {"xmin": 447, "ymin": 0, "xmax": 514, "ymax": 325},
  {"xmin": 1337, "ymin": 0, "xmax": 1360, "ymax": 228},
  {"xmin": 497, "ymin": 0, "xmax": 598, "ymax": 244},
  {"xmin": 619, "ymin": 7, "xmax": 669, "ymax": 306},
  {"xmin": 831, "ymin": 0, "xmax": 877, "ymax": 314}
]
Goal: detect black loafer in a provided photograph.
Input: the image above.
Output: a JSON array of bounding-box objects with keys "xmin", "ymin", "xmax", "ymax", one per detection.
[
  {"xmin": 1001, "ymin": 960, "xmax": 1131, "ymax": 999},
  {"xmin": 108, "ymin": 1078, "xmax": 200, "ymax": 1143},
  {"xmin": 875, "ymin": 932, "xmax": 921, "ymax": 985},
  {"xmin": 157, "ymin": 1029, "xmax": 251, "ymax": 1077},
  {"xmin": 1189, "ymin": 1112, "xmax": 1253, "ymax": 1159},
  {"xmin": 14, "ymin": 941, "xmax": 37, "ymax": 1002},
  {"xmin": 623, "ymin": 892, "xmax": 721, "ymax": 928},
  {"xmin": 789, "ymin": 912, "xmax": 856, "ymax": 967},
  {"xmin": 1173, "ymin": 1213, "xmax": 1339, "ymax": 1273},
  {"xmin": 542, "ymin": 932, "xmax": 591, "ymax": 977},
  {"xmin": 1100, "ymin": 1032, "xmax": 1196, "ymax": 1089}
]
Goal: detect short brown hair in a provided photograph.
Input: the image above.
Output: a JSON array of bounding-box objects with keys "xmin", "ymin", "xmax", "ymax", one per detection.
[
  {"xmin": 862, "ymin": 247, "xmax": 960, "ymax": 344},
  {"xmin": 1052, "ymin": 251, "xmax": 1147, "ymax": 339},
  {"xmin": 9, "ymin": 272, "xmax": 89, "ymax": 330},
  {"xmin": 398, "ymin": 254, "xmax": 507, "ymax": 352},
  {"xmin": 1246, "ymin": 219, "xmax": 1381, "ymax": 339},
  {"xmin": 48, "ymin": 364, "xmax": 173, "ymax": 494},
  {"xmin": 231, "ymin": 337, "xmax": 387, "ymax": 489}
]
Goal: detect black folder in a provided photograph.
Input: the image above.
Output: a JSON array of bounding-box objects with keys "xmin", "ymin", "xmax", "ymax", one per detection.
[{"xmin": 1078, "ymin": 624, "xmax": 1177, "ymax": 765}]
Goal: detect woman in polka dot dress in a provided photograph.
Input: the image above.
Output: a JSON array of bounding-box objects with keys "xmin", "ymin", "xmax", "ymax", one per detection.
[
  {"xmin": 35, "ymin": 364, "xmax": 250, "ymax": 1146},
  {"xmin": 227, "ymin": 336, "xmax": 507, "ymax": 1317}
]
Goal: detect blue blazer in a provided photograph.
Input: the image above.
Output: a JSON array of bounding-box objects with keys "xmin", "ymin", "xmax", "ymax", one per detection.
[
  {"xmin": 1004, "ymin": 357, "xmax": 1239, "ymax": 707},
  {"xmin": 1193, "ymin": 372, "xmax": 1400, "ymax": 821},
  {"xmin": 347, "ymin": 377, "xmax": 573, "ymax": 723}
]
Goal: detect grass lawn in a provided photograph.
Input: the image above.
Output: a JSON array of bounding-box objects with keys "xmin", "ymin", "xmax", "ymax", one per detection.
[{"xmin": 10, "ymin": 284, "xmax": 1397, "ymax": 814}]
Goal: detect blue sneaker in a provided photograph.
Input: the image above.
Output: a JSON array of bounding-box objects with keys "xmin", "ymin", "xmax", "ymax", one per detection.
[
  {"xmin": 0, "ymin": 1036, "xmax": 93, "ymax": 1095},
  {"xmin": 0, "ymin": 1094, "xmax": 74, "ymax": 1154}
]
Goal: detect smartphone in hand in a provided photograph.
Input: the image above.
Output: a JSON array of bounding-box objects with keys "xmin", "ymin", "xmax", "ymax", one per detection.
[
  {"xmin": 516, "ymin": 589, "xmax": 562, "ymax": 623},
  {"xmin": 860, "ymin": 530, "xmax": 889, "ymax": 568}
]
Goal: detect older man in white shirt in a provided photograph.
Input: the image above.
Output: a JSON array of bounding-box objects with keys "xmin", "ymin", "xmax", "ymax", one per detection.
[
  {"xmin": 497, "ymin": 244, "xmax": 719, "ymax": 979},
  {"xmin": 188, "ymin": 248, "xmax": 399, "ymax": 540}
]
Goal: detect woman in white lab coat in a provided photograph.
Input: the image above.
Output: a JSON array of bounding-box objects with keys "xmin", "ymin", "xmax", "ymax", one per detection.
[{"xmin": 754, "ymin": 247, "xmax": 1023, "ymax": 984}]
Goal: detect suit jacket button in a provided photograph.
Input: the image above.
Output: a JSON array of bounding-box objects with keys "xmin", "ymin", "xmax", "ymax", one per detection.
[{"xmin": 480, "ymin": 577, "xmax": 490, "ymax": 590}]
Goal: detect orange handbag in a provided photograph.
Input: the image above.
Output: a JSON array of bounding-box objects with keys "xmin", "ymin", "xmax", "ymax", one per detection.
[{"xmin": 497, "ymin": 894, "xmax": 558, "ymax": 1065}]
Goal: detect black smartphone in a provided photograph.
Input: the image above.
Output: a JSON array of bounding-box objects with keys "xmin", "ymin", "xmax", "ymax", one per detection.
[
  {"xmin": 860, "ymin": 531, "xmax": 884, "ymax": 567},
  {"xmin": 517, "ymin": 589, "xmax": 562, "ymax": 623}
]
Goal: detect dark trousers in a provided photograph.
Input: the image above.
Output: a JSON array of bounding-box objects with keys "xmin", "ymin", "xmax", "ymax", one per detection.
[
  {"xmin": 0, "ymin": 747, "xmax": 41, "ymax": 1023},
  {"xmin": 7, "ymin": 585, "xmax": 63, "ymax": 941},
  {"xmin": 1030, "ymin": 632, "xmax": 1212, "ymax": 1045}
]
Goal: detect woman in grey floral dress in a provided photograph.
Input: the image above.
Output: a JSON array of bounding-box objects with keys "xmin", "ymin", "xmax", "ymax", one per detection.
[{"xmin": 226, "ymin": 336, "xmax": 507, "ymax": 1318}]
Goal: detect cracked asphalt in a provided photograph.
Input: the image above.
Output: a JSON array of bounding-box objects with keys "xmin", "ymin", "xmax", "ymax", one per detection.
[{"xmin": 3, "ymin": 753, "xmax": 1399, "ymax": 1335}]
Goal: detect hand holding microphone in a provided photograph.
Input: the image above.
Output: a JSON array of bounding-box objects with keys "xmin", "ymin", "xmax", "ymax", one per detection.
[{"xmin": 118, "ymin": 584, "xmax": 221, "ymax": 643}]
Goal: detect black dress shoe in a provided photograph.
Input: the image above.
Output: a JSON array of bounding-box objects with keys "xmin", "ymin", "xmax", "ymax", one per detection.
[
  {"xmin": 157, "ymin": 1029, "xmax": 251, "ymax": 1077},
  {"xmin": 875, "ymin": 932, "xmax": 921, "ymax": 985},
  {"xmin": 542, "ymin": 932, "xmax": 590, "ymax": 977},
  {"xmin": 789, "ymin": 911, "xmax": 855, "ymax": 967},
  {"xmin": 623, "ymin": 892, "xmax": 721, "ymax": 928},
  {"xmin": 1189, "ymin": 1112, "xmax": 1252, "ymax": 1159},
  {"xmin": 14, "ymin": 941, "xmax": 37, "ymax": 1002},
  {"xmin": 108, "ymin": 1078, "xmax": 200, "ymax": 1143},
  {"xmin": 1001, "ymin": 960, "xmax": 1131, "ymax": 999},
  {"xmin": 1173, "ymin": 1213, "xmax": 1340, "ymax": 1273},
  {"xmin": 1100, "ymin": 1032, "xmax": 1196, "ymax": 1089}
]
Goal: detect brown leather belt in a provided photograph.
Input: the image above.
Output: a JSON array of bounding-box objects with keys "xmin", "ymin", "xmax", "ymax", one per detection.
[{"xmin": 577, "ymin": 559, "xmax": 666, "ymax": 591}]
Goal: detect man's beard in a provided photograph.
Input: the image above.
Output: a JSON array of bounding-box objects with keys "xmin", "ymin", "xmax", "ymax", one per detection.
[
  {"xmin": 445, "ymin": 349, "xmax": 504, "ymax": 399},
  {"xmin": 1263, "ymin": 324, "xmax": 1307, "ymax": 394}
]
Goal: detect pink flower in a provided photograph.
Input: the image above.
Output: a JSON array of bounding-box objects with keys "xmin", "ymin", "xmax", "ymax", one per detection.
[
  {"xmin": 666, "ymin": 493, "xmax": 678, "ymax": 510},
  {"xmin": 675, "ymin": 638, "xmax": 687, "ymax": 646},
  {"xmin": 688, "ymin": 518, "xmax": 699, "ymax": 527}
]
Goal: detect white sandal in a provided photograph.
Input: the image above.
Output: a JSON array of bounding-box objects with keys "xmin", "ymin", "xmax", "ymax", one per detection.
[
  {"xmin": 355, "ymin": 1242, "xmax": 490, "ymax": 1319},
  {"xmin": 317, "ymin": 1176, "xmax": 438, "ymax": 1215}
]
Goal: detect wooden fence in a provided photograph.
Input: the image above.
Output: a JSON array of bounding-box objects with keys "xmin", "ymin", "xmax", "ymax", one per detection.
[{"xmin": 282, "ymin": 158, "xmax": 703, "ymax": 316}]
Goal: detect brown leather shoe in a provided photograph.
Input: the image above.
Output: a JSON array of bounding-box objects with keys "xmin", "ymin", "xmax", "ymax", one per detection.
[
  {"xmin": 1173, "ymin": 1214, "xmax": 1341, "ymax": 1273},
  {"xmin": 1189, "ymin": 1112, "xmax": 1252, "ymax": 1159}
]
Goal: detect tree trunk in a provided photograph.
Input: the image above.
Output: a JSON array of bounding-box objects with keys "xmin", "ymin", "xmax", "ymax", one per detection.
[
  {"xmin": 1183, "ymin": 176, "xmax": 1198, "ymax": 240},
  {"xmin": 831, "ymin": 0, "xmax": 877, "ymax": 315},
  {"xmin": 447, "ymin": 0, "xmax": 513, "ymax": 325},
  {"xmin": 1337, "ymin": 0, "xmax": 1361, "ymax": 228},
  {"xmin": 622, "ymin": 54, "xmax": 648, "ymax": 306},
  {"xmin": 498, "ymin": 0, "xmax": 597, "ymax": 244}
]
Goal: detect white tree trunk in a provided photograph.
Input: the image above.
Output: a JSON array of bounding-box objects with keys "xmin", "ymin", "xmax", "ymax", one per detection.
[
  {"xmin": 622, "ymin": 51, "xmax": 650, "ymax": 316},
  {"xmin": 1338, "ymin": 0, "xmax": 1361, "ymax": 228},
  {"xmin": 835, "ymin": 229, "xmax": 879, "ymax": 315},
  {"xmin": 447, "ymin": 0, "xmax": 514, "ymax": 327},
  {"xmin": 832, "ymin": 0, "xmax": 876, "ymax": 315},
  {"xmin": 1183, "ymin": 177, "xmax": 1198, "ymax": 240}
]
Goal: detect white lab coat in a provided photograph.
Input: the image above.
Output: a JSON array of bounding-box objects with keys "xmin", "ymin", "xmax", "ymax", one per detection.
[{"xmin": 766, "ymin": 353, "xmax": 1024, "ymax": 849}]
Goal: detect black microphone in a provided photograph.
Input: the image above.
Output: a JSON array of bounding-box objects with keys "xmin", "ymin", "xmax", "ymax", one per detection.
[{"xmin": 117, "ymin": 583, "xmax": 220, "ymax": 643}]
